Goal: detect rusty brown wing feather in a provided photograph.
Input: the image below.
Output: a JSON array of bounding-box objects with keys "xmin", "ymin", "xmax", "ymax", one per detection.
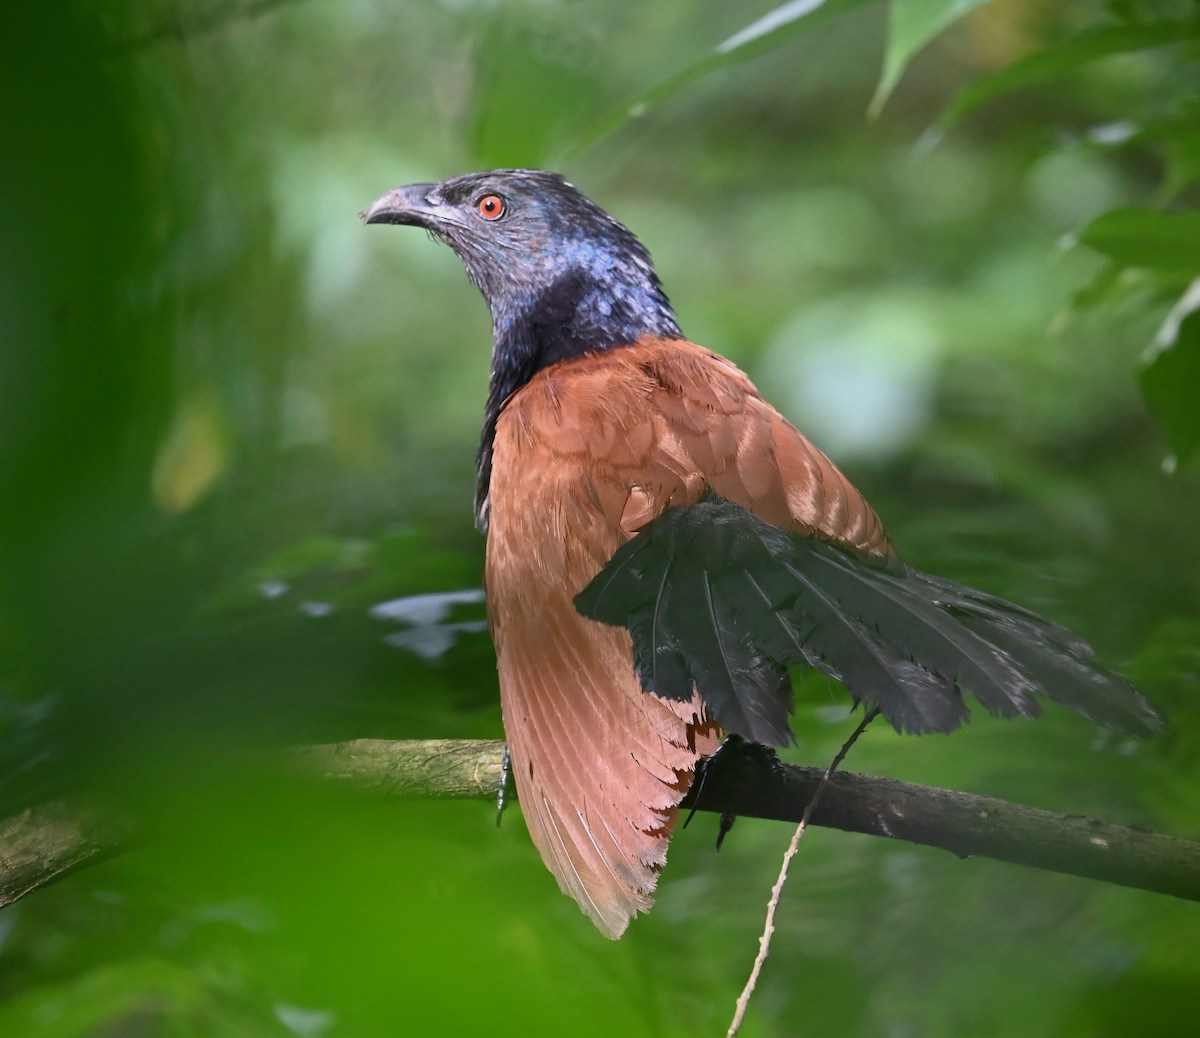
[
  {"xmin": 628, "ymin": 338, "xmax": 895, "ymax": 558},
  {"xmin": 484, "ymin": 336, "xmax": 878, "ymax": 936},
  {"xmin": 575, "ymin": 340, "xmax": 1163, "ymax": 745}
]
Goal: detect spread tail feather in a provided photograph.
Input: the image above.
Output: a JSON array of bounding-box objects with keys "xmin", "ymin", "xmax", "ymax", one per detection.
[{"xmin": 575, "ymin": 495, "xmax": 1164, "ymax": 743}]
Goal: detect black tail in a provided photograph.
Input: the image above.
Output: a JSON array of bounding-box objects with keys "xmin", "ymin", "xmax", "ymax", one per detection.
[{"xmin": 574, "ymin": 495, "xmax": 1164, "ymax": 746}]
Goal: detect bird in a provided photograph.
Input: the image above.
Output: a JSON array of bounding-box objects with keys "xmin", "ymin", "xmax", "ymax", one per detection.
[{"xmin": 363, "ymin": 169, "xmax": 1164, "ymax": 938}]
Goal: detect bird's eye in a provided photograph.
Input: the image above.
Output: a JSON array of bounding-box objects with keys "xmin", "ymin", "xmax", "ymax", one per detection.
[{"xmin": 477, "ymin": 194, "xmax": 506, "ymax": 220}]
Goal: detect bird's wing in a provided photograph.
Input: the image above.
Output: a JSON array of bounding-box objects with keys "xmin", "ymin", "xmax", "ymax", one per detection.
[
  {"xmin": 485, "ymin": 573, "xmax": 720, "ymax": 937},
  {"xmin": 625, "ymin": 338, "xmax": 896, "ymax": 562},
  {"xmin": 495, "ymin": 337, "xmax": 892, "ymax": 558},
  {"xmin": 569, "ymin": 339, "xmax": 1163, "ymax": 743},
  {"xmin": 486, "ymin": 348, "xmax": 725, "ymax": 937},
  {"xmin": 484, "ymin": 335, "xmax": 886, "ymax": 934}
]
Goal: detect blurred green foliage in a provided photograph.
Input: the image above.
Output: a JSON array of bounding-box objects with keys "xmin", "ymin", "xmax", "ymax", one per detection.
[{"xmin": 1, "ymin": 0, "xmax": 1198, "ymax": 1035}]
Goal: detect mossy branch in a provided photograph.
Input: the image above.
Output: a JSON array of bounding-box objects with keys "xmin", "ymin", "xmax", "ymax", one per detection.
[{"xmin": 2, "ymin": 738, "xmax": 1197, "ymax": 909}]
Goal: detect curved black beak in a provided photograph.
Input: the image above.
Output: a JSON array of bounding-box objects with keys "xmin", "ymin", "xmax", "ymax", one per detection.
[{"xmin": 361, "ymin": 183, "xmax": 439, "ymax": 226}]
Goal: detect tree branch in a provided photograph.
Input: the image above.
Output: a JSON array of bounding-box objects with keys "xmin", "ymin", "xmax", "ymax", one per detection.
[
  {"xmin": 676, "ymin": 743, "xmax": 1200, "ymax": 902},
  {"xmin": 0, "ymin": 800, "xmax": 132, "ymax": 910},
  {"xmin": 2, "ymin": 738, "xmax": 1197, "ymax": 910}
]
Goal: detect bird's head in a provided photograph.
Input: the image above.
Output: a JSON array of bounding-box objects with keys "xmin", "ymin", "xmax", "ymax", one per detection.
[
  {"xmin": 364, "ymin": 170, "xmax": 680, "ymax": 367},
  {"xmin": 365, "ymin": 169, "xmax": 683, "ymax": 527}
]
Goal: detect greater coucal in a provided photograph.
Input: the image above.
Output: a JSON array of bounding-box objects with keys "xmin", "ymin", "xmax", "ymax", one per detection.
[{"xmin": 364, "ymin": 170, "xmax": 1163, "ymax": 938}]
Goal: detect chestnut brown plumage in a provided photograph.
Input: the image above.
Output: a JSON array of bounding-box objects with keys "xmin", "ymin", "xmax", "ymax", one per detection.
[{"xmin": 364, "ymin": 170, "xmax": 1164, "ymax": 938}]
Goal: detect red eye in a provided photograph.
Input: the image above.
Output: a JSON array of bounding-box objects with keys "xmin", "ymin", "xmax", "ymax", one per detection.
[{"xmin": 477, "ymin": 194, "xmax": 506, "ymax": 220}]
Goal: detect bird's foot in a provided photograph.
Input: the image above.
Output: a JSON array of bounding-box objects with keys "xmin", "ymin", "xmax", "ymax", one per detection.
[
  {"xmin": 495, "ymin": 743, "xmax": 511, "ymax": 827},
  {"xmin": 684, "ymin": 735, "xmax": 786, "ymax": 848}
]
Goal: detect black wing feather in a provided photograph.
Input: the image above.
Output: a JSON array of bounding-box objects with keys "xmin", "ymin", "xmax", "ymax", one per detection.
[
  {"xmin": 574, "ymin": 494, "xmax": 1164, "ymax": 744},
  {"xmin": 914, "ymin": 572, "xmax": 1163, "ymax": 735}
]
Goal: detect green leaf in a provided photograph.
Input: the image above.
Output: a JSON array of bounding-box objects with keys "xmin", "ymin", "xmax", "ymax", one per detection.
[
  {"xmin": 471, "ymin": 19, "xmax": 609, "ymax": 167},
  {"xmin": 560, "ymin": 0, "xmax": 875, "ymax": 159},
  {"xmin": 940, "ymin": 22, "xmax": 1195, "ymax": 131},
  {"xmin": 1068, "ymin": 260, "xmax": 1126, "ymax": 313},
  {"xmin": 1163, "ymin": 121, "xmax": 1200, "ymax": 197},
  {"xmin": 1140, "ymin": 288, "xmax": 1200, "ymax": 465},
  {"xmin": 869, "ymin": 0, "xmax": 995, "ymax": 117},
  {"xmin": 1079, "ymin": 207, "xmax": 1200, "ymax": 271}
]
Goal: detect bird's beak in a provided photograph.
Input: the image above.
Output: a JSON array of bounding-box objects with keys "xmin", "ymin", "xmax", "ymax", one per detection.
[{"xmin": 361, "ymin": 183, "xmax": 440, "ymax": 227}]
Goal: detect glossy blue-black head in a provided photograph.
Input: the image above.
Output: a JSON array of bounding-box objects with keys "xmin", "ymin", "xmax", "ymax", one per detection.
[
  {"xmin": 364, "ymin": 169, "xmax": 680, "ymax": 358},
  {"xmin": 365, "ymin": 169, "xmax": 681, "ymax": 529}
]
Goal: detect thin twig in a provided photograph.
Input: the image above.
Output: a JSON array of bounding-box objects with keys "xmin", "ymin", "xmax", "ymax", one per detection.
[{"xmin": 727, "ymin": 710, "xmax": 879, "ymax": 1037}]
